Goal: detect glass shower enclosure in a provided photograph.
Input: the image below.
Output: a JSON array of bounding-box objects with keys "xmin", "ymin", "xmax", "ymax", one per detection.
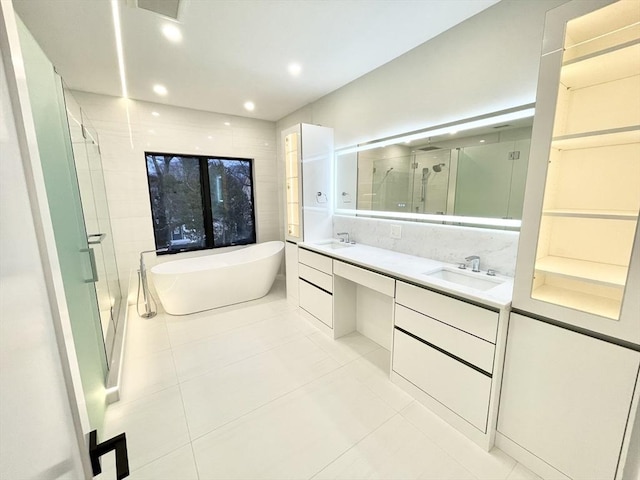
[{"xmin": 64, "ymin": 90, "xmax": 122, "ymax": 366}]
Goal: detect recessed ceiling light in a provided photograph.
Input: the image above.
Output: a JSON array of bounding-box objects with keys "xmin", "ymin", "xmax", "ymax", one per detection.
[
  {"xmin": 480, "ymin": 139, "xmax": 486, "ymax": 143},
  {"xmin": 153, "ymin": 84, "xmax": 168, "ymax": 96},
  {"xmin": 224, "ymin": 121, "xmax": 231, "ymax": 126},
  {"xmin": 288, "ymin": 63, "xmax": 302, "ymax": 76},
  {"xmin": 151, "ymin": 111, "xmax": 160, "ymax": 117},
  {"xmin": 244, "ymin": 101, "xmax": 255, "ymax": 112},
  {"xmin": 162, "ymin": 24, "xmax": 182, "ymax": 42},
  {"xmin": 207, "ymin": 135, "xmax": 213, "ymax": 139}
]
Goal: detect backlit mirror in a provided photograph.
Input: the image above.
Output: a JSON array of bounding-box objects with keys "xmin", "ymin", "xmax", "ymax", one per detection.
[{"xmin": 335, "ymin": 105, "xmax": 535, "ymax": 229}]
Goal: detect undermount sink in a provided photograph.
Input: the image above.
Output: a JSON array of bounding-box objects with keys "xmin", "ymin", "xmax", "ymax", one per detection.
[
  {"xmin": 315, "ymin": 240, "xmax": 354, "ymax": 249},
  {"xmin": 423, "ymin": 267, "xmax": 504, "ymax": 291}
]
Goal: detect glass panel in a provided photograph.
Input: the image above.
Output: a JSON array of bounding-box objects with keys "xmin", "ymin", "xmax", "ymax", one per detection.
[
  {"xmin": 285, "ymin": 132, "xmax": 300, "ymax": 238},
  {"xmin": 208, "ymin": 158, "xmax": 256, "ymax": 246},
  {"xmin": 17, "ymin": 18, "xmax": 107, "ymax": 432},
  {"xmin": 531, "ymin": 1, "xmax": 640, "ymax": 320},
  {"xmin": 63, "ymin": 90, "xmax": 122, "ymax": 364},
  {"xmin": 146, "ymin": 154, "xmax": 206, "ymax": 251}
]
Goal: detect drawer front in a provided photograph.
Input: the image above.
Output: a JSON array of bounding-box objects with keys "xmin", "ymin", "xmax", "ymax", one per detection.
[
  {"xmin": 393, "ymin": 330, "xmax": 491, "ymax": 432},
  {"xmin": 333, "ymin": 261, "xmax": 395, "ymax": 296},
  {"xmin": 396, "ymin": 281, "xmax": 498, "ymax": 343},
  {"xmin": 395, "ymin": 305, "xmax": 495, "ymax": 374},
  {"xmin": 299, "ymin": 263, "xmax": 333, "ymax": 293},
  {"xmin": 299, "ymin": 279, "xmax": 332, "ymax": 327},
  {"xmin": 299, "ymin": 248, "xmax": 333, "ymax": 274}
]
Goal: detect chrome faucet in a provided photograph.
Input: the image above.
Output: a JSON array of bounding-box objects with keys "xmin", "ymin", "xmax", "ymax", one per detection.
[
  {"xmin": 465, "ymin": 255, "xmax": 481, "ymax": 272},
  {"xmin": 336, "ymin": 232, "xmax": 350, "ymax": 243}
]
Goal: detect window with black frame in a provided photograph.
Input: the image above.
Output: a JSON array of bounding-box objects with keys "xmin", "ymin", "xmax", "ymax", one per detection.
[{"xmin": 145, "ymin": 152, "xmax": 256, "ymax": 253}]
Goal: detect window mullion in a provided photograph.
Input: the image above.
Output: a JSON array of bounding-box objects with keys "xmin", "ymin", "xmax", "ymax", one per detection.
[{"xmin": 201, "ymin": 158, "xmax": 214, "ymax": 249}]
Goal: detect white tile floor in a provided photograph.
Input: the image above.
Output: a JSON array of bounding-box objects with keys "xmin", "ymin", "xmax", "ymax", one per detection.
[{"xmin": 97, "ymin": 278, "xmax": 541, "ymax": 480}]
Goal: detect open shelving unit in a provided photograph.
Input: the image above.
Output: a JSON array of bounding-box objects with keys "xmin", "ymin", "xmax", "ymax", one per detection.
[
  {"xmin": 532, "ymin": 0, "xmax": 640, "ymax": 320},
  {"xmin": 285, "ymin": 131, "xmax": 301, "ymax": 239}
]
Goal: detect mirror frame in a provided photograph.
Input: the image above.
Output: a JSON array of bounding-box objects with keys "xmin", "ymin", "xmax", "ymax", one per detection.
[{"xmin": 333, "ymin": 104, "xmax": 535, "ymax": 229}]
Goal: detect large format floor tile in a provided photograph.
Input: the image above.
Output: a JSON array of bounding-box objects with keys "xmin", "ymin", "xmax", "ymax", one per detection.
[
  {"xmin": 401, "ymin": 401, "xmax": 517, "ymax": 480},
  {"xmin": 99, "ymin": 278, "xmax": 533, "ymax": 480},
  {"xmin": 192, "ymin": 368, "xmax": 396, "ymax": 479},
  {"xmin": 313, "ymin": 414, "xmax": 476, "ymax": 480},
  {"xmin": 181, "ymin": 335, "xmax": 341, "ymax": 439},
  {"xmin": 103, "ymin": 386, "xmax": 190, "ymax": 471}
]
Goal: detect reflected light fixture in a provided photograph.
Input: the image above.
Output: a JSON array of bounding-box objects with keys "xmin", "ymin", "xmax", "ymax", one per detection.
[
  {"xmin": 153, "ymin": 84, "xmax": 168, "ymax": 96},
  {"xmin": 288, "ymin": 63, "xmax": 302, "ymax": 76},
  {"xmin": 162, "ymin": 23, "xmax": 182, "ymax": 42},
  {"xmin": 336, "ymin": 105, "xmax": 535, "ymax": 156},
  {"xmin": 151, "ymin": 111, "xmax": 160, "ymax": 117},
  {"xmin": 244, "ymin": 101, "xmax": 255, "ymax": 112}
]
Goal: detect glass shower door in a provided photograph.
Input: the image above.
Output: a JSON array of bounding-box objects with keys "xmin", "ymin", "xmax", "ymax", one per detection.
[
  {"xmin": 64, "ymin": 90, "xmax": 122, "ymax": 365},
  {"xmin": 17, "ymin": 17, "xmax": 108, "ymax": 432}
]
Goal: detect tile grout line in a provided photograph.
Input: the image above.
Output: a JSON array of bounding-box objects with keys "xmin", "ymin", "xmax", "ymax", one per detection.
[
  {"xmin": 184, "ymin": 328, "xmax": 384, "ymax": 444},
  {"xmin": 307, "ymin": 412, "xmax": 402, "ymax": 480},
  {"xmin": 173, "ymin": 322, "xmax": 314, "ymax": 386},
  {"xmin": 164, "ymin": 314, "xmax": 202, "ymax": 480},
  {"xmin": 109, "ymin": 310, "xmax": 193, "ymax": 477}
]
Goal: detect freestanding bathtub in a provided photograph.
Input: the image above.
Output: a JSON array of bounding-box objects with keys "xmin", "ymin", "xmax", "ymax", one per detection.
[{"xmin": 151, "ymin": 241, "xmax": 284, "ymax": 315}]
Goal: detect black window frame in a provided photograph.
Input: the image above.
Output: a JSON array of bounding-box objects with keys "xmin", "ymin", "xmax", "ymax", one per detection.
[{"xmin": 145, "ymin": 151, "xmax": 257, "ymax": 255}]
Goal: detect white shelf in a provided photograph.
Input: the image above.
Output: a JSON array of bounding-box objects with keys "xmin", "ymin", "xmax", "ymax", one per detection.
[
  {"xmin": 551, "ymin": 126, "xmax": 640, "ymax": 150},
  {"xmin": 542, "ymin": 209, "xmax": 638, "ymax": 220},
  {"xmin": 561, "ymin": 40, "xmax": 640, "ymax": 89},
  {"xmin": 535, "ymin": 256, "xmax": 628, "ymax": 287},
  {"xmin": 532, "ymin": 284, "xmax": 621, "ymax": 320},
  {"xmin": 560, "ymin": 40, "xmax": 640, "ymax": 89}
]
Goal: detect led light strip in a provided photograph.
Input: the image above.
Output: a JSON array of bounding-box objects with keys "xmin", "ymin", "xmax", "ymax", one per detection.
[
  {"xmin": 333, "ymin": 209, "xmax": 521, "ymax": 229},
  {"xmin": 336, "ymin": 106, "xmax": 535, "ymax": 156},
  {"xmin": 111, "ymin": 0, "xmax": 134, "ymax": 148}
]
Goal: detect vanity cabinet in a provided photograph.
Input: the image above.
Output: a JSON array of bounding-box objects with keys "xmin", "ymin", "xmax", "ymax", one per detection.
[
  {"xmin": 298, "ymin": 249, "xmax": 333, "ymax": 329},
  {"xmin": 513, "ymin": 0, "xmax": 640, "ymax": 344},
  {"xmin": 498, "ymin": 313, "xmax": 640, "ymax": 480},
  {"xmin": 391, "ymin": 281, "xmax": 503, "ymax": 448}
]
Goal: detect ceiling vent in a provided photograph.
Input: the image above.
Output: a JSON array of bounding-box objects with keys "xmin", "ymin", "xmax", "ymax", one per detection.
[
  {"xmin": 419, "ymin": 146, "xmax": 441, "ymax": 151},
  {"xmin": 492, "ymin": 124, "xmax": 511, "ymax": 129},
  {"xmin": 136, "ymin": 0, "xmax": 182, "ymax": 20}
]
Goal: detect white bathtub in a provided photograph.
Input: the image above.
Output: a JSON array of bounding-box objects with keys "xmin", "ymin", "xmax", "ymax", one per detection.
[{"xmin": 151, "ymin": 241, "xmax": 284, "ymax": 315}]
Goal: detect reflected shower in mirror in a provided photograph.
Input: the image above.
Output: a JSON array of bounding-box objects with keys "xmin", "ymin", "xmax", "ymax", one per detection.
[{"xmin": 335, "ymin": 104, "xmax": 534, "ymax": 229}]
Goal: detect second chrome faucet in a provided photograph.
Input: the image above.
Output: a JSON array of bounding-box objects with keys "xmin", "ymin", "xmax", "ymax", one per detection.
[{"xmin": 463, "ymin": 255, "xmax": 481, "ymax": 272}]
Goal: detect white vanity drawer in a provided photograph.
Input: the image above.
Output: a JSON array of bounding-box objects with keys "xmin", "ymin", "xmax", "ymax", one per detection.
[
  {"xmin": 299, "ymin": 278, "xmax": 332, "ymax": 328},
  {"xmin": 395, "ymin": 304, "xmax": 495, "ymax": 373},
  {"xmin": 299, "ymin": 263, "xmax": 333, "ymax": 293},
  {"xmin": 396, "ymin": 282, "xmax": 498, "ymax": 343},
  {"xmin": 333, "ymin": 261, "xmax": 395, "ymax": 296},
  {"xmin": 299, "ymin": 248, "xmax": 333, "ymax": 274},
  {"xmin": 393, "ymin": 329, "xmax": 491, "ymax": 432}
]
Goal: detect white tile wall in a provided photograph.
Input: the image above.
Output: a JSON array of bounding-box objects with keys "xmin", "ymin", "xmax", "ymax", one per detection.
[
  {"xmin": 333, "ymin": 215, "xmax": 519, "ymax": 277},
  {"xmin": 72, "ymin": 92, "xmax": 279, "ymax": 297}
]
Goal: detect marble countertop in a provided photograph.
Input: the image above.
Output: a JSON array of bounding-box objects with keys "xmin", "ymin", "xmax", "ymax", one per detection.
[{"xmin": 298, "ymin": 240, "xmax": 513, "ymax": 310}]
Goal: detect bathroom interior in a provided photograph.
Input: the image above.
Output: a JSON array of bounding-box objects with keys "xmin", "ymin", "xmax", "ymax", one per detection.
[{"xmin": 1, "ymin": 0, "xmax": 639, "ymax": 479}]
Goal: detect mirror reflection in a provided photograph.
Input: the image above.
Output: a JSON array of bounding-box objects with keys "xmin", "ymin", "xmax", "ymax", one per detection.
[{"xmin": 335, "ymin": 107, "xmax": 534, "ymax": 228}]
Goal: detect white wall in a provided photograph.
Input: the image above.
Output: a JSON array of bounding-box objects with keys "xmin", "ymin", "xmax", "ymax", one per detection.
[
  {"xmin": 276, "ymin": 0, "xmax": 567, "ymax": 273},
  {"xmin": 71, "ymin": 92, "xmax": 279, "ymax": 296},
  {"xmin": 278, "ymin": 0, "xmax": 567, "ymax": 145},
  {"xmin": 0, "ymin": 4, "xmax": 87, "ymax": 477}
]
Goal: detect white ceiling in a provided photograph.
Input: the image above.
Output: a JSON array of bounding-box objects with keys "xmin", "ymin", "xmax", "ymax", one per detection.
[{"xmin": 13, "ymin": 0, "xmax": 499, "ymax": 122}]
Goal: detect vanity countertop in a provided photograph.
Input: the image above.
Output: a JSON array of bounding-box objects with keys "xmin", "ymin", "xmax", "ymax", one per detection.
[{"xmin": 298, "ymin": 240, "xmax": 513, "ymax": 310}]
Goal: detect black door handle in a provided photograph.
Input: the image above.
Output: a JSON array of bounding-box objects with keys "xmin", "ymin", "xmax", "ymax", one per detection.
[{"xmin": 89, "ymin": 430, "xmax": 129, "ymax": 479}]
